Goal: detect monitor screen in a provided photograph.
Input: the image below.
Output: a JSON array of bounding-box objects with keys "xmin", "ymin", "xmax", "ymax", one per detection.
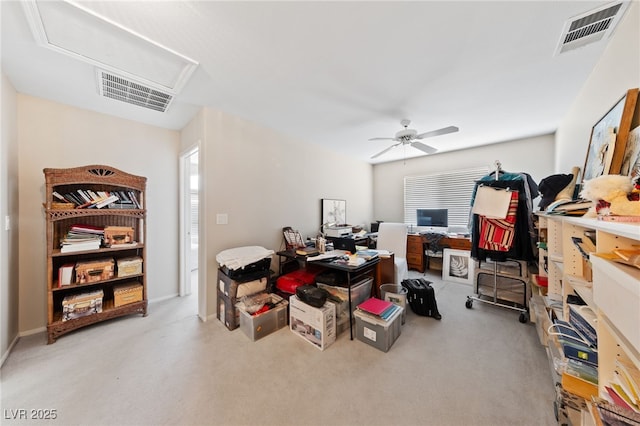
[{"xmin": 416, "ymin": 208, "xmax": 448, "ymax": 228}]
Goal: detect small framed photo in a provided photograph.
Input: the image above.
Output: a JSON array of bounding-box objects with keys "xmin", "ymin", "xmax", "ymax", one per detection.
[{"xmin": 442, "ymin": 248, "xmax": 474, "ymax": 285}]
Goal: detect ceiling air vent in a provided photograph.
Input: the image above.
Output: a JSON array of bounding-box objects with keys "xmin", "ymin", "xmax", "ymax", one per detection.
[
  {"xmin": 555, "ymin": 1, "xmax": 629, "ymax": 55},
  {"xmin": 97, "ymin": 70, "xmax": 173, "ymax": 113}
]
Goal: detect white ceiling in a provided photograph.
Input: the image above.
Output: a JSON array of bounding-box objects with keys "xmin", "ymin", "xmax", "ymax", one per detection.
[{"xmin": 1, "ymin": 1, "xmax": 631, "ymax": 164}]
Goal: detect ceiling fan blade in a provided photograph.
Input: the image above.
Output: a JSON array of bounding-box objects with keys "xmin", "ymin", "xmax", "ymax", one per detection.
[
  {"xmin": 368, "ymin": 137, "xmax": 396, "ymax": 141},
  {"xmin": 371, "ymin": 143, "xmax": 401, "ymax": 159},
  {"xmin": 416, "ymin": 126, "xmax": 459, "ymax": 139},
  {"xmin": 411, "ymin": 141, "xmax": 438, "ymax": 155}
]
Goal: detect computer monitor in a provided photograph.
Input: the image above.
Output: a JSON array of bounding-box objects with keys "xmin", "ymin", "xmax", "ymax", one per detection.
[{"xmin": 416, "ymin": 208, "xmax": 448, "ymax": 230}]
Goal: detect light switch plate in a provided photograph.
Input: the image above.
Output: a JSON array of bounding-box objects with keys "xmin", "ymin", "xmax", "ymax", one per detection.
[{"xmin": 216, "ymin": 213, "xmax": 228, "ymax": 225}]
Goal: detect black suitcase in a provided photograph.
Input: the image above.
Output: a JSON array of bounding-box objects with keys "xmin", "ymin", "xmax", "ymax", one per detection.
[{"xmin": 401, "ymin": 278, "xmax": 442, "ymax": 320}]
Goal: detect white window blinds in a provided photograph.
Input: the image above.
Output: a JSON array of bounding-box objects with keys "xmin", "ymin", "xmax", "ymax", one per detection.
[{"xmin": 404, "ymin": 166, "xmax": 487, "ymax": 228}]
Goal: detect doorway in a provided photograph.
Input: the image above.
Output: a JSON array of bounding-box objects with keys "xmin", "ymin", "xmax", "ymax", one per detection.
[{"xmin": 180, "ymin": 145, "xmax": 200, "ymax": 306}]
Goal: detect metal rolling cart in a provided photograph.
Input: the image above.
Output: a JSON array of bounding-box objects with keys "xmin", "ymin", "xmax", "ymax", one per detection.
[
  {"xmin": 465, "ymin": 258, "xmax": 530, "ymax": 323},
  {"xmin": 464, "ymin": 161, "xmax": 538, "ymax": 323}
]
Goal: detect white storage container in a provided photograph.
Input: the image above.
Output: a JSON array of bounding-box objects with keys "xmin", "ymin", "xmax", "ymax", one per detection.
[{"xmin": 591, "ymin": 255, "xmax": 640, "ymax": 352}]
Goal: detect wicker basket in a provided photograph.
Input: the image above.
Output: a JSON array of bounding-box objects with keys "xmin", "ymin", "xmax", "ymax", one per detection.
[
  {"xmin": 113, "ymin": 282, "xmax": 143, "ymax": 307},
  {"xmin": 51, "ymin": 202, "xmax": 75, "ymax": 210}
]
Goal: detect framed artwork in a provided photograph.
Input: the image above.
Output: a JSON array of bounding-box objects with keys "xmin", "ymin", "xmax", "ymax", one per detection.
[
  {"xmin": 321, "ymin": 199, "xmax": 346, "ymax": 226},
  {"xmin": 582, "ymin": 88, "xmax": 639, "ymax": 181},
  {"xmin": 442, "ymin": 248, "xmax": 474, "ymax": 285},
  {"xmin": 620, "ymin": 126, "xmax": 640, "ymax": 178}
]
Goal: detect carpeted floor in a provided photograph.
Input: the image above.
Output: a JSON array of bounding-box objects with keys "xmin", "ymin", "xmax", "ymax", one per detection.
[{"xmin": 1, "ymin": 269, "xmax": 556, "ymax": 426}]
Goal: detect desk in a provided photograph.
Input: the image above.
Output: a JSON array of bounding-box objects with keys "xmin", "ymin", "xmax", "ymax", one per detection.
[
  {"xmin": 315, "ymin": 256, "xmax": 379, "ymax": 340},
  {"xmin": 407, "ymin": 234, "xmax": 472, "ymax": 272},
  {"xmin": 276, "ymin": 250, "xmax": 380, "ymax": 340}
]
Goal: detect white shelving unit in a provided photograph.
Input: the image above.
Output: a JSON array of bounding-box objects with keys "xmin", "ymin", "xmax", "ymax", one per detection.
[{"xmin": 534, "ymin": 214, "xmax": 640, "ymax": 425}]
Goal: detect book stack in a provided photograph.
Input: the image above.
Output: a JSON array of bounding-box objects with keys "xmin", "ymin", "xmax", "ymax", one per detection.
[
  {"xmin": 355, "ymin": 249, "xmax": 379, "ymax": 260},
  {"xmin": 60, "ymin": 224, "xmax": 104, "ymax": 253},
  {"xmin": 546, "ymin": 199, "xmax": 592, "ymax": 216},
  {"xmin": 295, "ymin": 246, "xmax": 320, "ymax": 257},
  {"xmin": 356, "ymin": 297, "xmax": 402, "ymax": 321}
]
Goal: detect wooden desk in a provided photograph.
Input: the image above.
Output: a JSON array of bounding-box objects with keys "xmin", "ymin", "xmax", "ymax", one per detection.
[{"xmin": 406, "ymin": 234, "xmax": 472, "ymax": 272}]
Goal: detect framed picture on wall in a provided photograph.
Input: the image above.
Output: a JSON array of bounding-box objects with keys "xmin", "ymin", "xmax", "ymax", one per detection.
[
  {"xmin": 620, "ymin": 126, "xmax": 640, "ymax": 178},
  {"xmin": 582, "ymin": 88, "xmax": 639, "ymax": 181},
  {"xmin": 442, "ymin": 248, "xmax": 474, "ymax": 285},
  {"xmin": 321, "ymin": 199, "xmax": 346, "ymax": 226}
]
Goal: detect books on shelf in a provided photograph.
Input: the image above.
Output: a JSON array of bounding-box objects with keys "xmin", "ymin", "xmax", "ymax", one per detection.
[
  {"xmin": 60, "ymin": 224, "xmax": 104, "ymax": 252},
  {"xmin": 57, "ymin": 263, "xmax": 75, "ymax": 286},
  {"xmin": 52, "ymin": 189, "xmax": 141, "ymax": 209},
  {"xmin": 60, "ymin": 239, "xmax": 101, "ymax": 253}
]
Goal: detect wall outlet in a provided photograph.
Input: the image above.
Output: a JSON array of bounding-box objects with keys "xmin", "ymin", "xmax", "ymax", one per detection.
[{"xmin": 5, "ymin": 216, "xmax": 10, "ymax": 231}]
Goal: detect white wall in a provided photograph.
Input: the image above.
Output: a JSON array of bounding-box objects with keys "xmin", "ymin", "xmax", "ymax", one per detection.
[
  {"xmin": 182, "ymin": 107, "xmax": 374, "ymax": 319},
  {"xmin": 17, "ymin": 95, "xmax": 180, "ymax": 333},
  {"xmin": 372, "ymin": 134, "xmax": 555, "ymax": 222},
  {"xmin": 1, "ymin": 73, "xmax": 19, "ymax": 363},
  {"xmin": 556, "ymin": 2, "xmax": 640, "ymax": 175}
]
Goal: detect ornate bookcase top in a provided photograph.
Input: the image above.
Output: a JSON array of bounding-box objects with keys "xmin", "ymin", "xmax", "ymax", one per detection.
[{"xmin": 43, "ymin": 165, "xmax": 146, "ymax": 191}]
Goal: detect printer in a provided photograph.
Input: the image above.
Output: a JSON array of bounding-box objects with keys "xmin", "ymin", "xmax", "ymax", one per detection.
[{"xmin": 324, "ymin": 225, "xmax": 352, "ymax": 238}]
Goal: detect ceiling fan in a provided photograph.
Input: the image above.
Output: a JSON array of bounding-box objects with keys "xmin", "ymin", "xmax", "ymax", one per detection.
[{"xmin": 369, "ymin": 119, "xmax": 459, "ymax": 159}]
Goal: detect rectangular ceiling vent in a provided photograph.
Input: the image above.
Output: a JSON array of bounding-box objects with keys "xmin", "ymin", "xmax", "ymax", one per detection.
[
  {"xmin": 555, "ymin": 1, "xmax": 629, "ymax": 55},
  {"xmin": 97, "ymin": 70, "xmax": 173, "ymax": 113},
  {"xmin": 22, "ymin": 1, "xmax": 198, "ymax": 94}
]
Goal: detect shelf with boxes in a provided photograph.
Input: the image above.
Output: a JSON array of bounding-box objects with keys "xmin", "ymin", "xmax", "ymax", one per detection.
[
  {"xmin": 531, "ymin": 214, "xmax": 640, "ymax": 425},
  {"xmin": 43, "ymin": 165, "xmax": 147, "ymax": 344}
]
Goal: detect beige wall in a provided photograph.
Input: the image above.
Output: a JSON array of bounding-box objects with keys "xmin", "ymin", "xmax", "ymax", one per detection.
[
  {"xmin": 556, "ymin": 2, "xmax": 640, "ymax": 175},
  {"xmin": 182, "ymin": 107, "xmax": 374, "ymax": 319},
  {"xmin": 17, "ymin": 95, "xmax": 181, "ymax": 333},
  {"xmin": 373, "ymin": 134, "xmax": 555, "ymax": 222},
  {"xmin": 1, "ymin": 73, "xmax": 20, "ymax": 363}
]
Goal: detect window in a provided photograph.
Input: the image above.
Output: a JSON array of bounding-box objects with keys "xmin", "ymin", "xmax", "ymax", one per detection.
[{"xmin": 404, "ymin": 166, "xmax": 487, "ymax": 229}]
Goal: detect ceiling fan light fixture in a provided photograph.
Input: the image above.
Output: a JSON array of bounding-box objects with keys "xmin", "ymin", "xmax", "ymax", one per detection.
[{"xmin": 370, "ymin": 119, "xmax": 459, "ymax": 160}]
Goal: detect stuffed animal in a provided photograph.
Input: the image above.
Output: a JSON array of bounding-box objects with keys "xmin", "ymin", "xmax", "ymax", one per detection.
[{"xmin": 580, "ymin": 174, "xmax": 639, "ymax": 217}]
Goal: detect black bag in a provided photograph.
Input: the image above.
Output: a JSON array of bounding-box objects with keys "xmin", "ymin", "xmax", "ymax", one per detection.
[
  {"xmin": 401, "ymin": 278, "xmax": 442, "ymax": 320},
  {"xmin": 295, "ymin": 285, "xmax": 329, "ymax": 308}
]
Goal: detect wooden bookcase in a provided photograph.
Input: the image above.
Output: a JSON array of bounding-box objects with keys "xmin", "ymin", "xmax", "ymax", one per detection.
[{"xmin": 43, "ymin": 165, "xmax": 147, "ymax": 343}]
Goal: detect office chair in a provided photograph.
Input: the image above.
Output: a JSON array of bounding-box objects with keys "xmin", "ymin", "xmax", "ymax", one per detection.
[{"xmin": 376, "ymin": 222, "xmax": 409, "ymax": 285}]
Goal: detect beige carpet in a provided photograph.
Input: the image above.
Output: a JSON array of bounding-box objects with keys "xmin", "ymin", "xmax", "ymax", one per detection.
[{"xmin": 1, "ymin": 270, "xmax": 556, "ymax": 426}]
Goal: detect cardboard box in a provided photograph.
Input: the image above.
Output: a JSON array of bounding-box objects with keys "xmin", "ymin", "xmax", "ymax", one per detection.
[
  {"xmin": 75, "ymin": 258, "xmax": 114, "ymax": 284},
  {"xmin": 217, "ymin": 290, "xmax": 239, "ymax": 331},
  {"xmin": 113, "ymin": 282, "xmax": 143, "ymax": 307},
  {"xmin": 238, "ymin": 293, "xmax": 288, "ymax": 341},
  {"xmin": 103, "ymin": 226, "xmax": 135, "ymax": 246},
  {"xmin": 289, "ymin": 295, "xmax": 336, "ymax": 351},
  {"xmin": 354, "ymin": 306, "xmax": 403, "ymax": 352},
  {"xmin": 62, "ymin": 290, "xmax": 103, "ymax": 321},
  {"xmin": 117, "ymin": 256, "xmax": 143, "ymax": 277},
  {"xmin": 218, "ymin": 269, "xmax": 268, "ymax": 300}
]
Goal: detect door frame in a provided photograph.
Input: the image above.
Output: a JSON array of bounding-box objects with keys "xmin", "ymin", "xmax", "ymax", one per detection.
[{"xmin": 179, "ymin": 142, "xmax": 200, "ymax": 302}]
